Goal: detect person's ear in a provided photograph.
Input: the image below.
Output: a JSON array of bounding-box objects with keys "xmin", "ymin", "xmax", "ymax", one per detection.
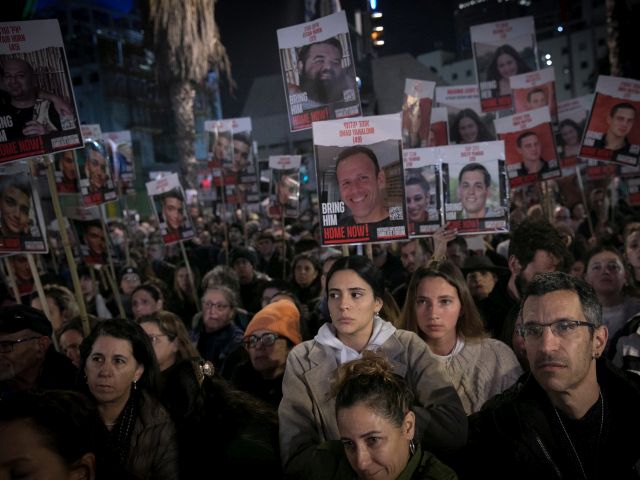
[
  {"xmin": 593, "ymin": 325, "xmax": 608, "ymax": 358},
  {"xmin": 134, "ymin": 363, "xmax": 145, "ymax": 384},
  {"xmin": 403, "ymin": 410, "xmax": 416, "ymax": 440},
  {"xmin": 70, "ymin": 452, "xmax": 96, "ymax": 480},
  {"xmin": 377, "ymin": 169, "xmax": 386, "ymax": 189}
]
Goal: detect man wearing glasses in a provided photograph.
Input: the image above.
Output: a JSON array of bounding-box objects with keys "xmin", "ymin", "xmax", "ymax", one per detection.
[
  {"xmin": 231, "ymin": 299, "xmax": 302, "ymax": 407},
  {"xmin": 0, "ymin": 305, "xmax": 76, "ymax": 399},
  {"xmin": 457, "ymin": 271, "xmax": 640, "ymax": 479}
]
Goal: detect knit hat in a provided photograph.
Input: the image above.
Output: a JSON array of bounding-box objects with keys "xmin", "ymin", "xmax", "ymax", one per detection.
[
  {"xmin": 244, "ymin": 299, "xmax": 302, "ymax": 345},
  {"xmin": 0, "ymin": 304, "xmax": 53, "ymax": 337},
  {"xmin": 230, "ymin": 247, "xmax": 258, "ymax": 267}
]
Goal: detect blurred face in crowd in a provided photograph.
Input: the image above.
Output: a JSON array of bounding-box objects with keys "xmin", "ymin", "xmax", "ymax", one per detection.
[
  {"xmin": 244, "ymin": 328, "xmax": 290, "ymax": 380},
  {"xmin": 466, "ymin": 270, "xmax": 497, "ymax": 300},
  {"xmin": 294, "ymin": 259, "xmax": 318, "ymax": 287},
  {"xmin": 59, "ymin": 328, "xmax": 83, "ymax": 368},
  {"xmin": 625, "ymin": 230, "xmax": 640, "ymax": 270},
  {"xmin": 120, "ymin": 272, "xmax": 141, "ymax": 296},
  {"xmin": 257, "ymin": 238, "xmax": 275, "ymax": 258},
  {"xmin": 0, "ymin": 329, "xmax": 48, "ymax": 382},
  {"xmin": 514, "ymin": 250, "xmax": 561, "ymax": 296},
  {"xmin": 131, "ymin": 289, "xmax": 162, "ymax": 320},
  {"xmin": 585, "ymin": 250, "xmax": 626, "ymax": 297},
  {"xmin": 85, "ymin": 226, "xmax": 106, "ymax": 257},
  {"xmin": 202, "ymin": 289, "xmax": 233, "ymax": 333},
  {"xmin": 176, "ymin": 267, "xmax": 190, "ymax": 292},
  {"xmin": 400, "ymin": 240, "xmax": 427, "ymax": 275},
  {"xmin": 233, "ymin": 258, "xmax": 254, "ymax": 284},
  {"xmin": 140, "ymin": 321, "xmax": 177, "ymax": 372}
]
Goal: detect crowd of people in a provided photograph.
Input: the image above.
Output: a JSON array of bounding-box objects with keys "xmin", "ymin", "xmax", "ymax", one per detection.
[{"xmin": 2, "ymin": 186, "xmax": 640, "ymax": 479}]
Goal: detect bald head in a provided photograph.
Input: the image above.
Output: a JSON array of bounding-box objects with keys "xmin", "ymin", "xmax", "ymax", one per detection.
[{"xmin": 1, "ymin": 58, "xmax": 36, "ymax": 103}]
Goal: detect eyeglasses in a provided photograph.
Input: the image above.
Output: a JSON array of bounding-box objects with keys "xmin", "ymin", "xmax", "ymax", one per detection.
[
  {"xmin": 147, "ymin": 334, "xmax": 168, "ymax": 345},
  {"xmin": 0, "ymin": 336, "xmax": 41, "ymax": 353},
  {"xmin": 202, "ymin": 301, "xmax": 230, "ymax": 311},
  {"xmin": 243, "ymin": 332, "xmax": 280, "ymax": 349},
  {"xmin": 518, "ymin": 320, "xmax": 595, "ymax": 340},
  {"xmin": 588, "ymin": 262, "xmax": 623, "ymax": 273}
]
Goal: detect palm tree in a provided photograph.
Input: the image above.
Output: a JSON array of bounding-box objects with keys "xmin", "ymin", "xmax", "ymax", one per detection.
[{"xmin": 148, "ymin": 0, "xmax": 231, "ymax": 185}]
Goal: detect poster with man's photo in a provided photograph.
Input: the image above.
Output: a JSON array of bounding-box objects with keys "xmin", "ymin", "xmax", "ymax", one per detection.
[
  {"xmin": 428, "ymin": 107, "xmax": 449, "ymax": 147},
  {"xmin": 278, "ymin": 11, "xmax": 361, "ymax": 132},
  {"xmin": 402, "ymin": 148, "xmax": 443, "ymax": 236},
  {"xmin": 66, "ymin": 206, "xmax": 108, "ymax": 266},
  {"xmin": 205, "ymin": 117, "xmax": 257, "ymax": 187},
  {"xmin": 103, "ymin": 130, "xmax": 135, "ymax": 195},
  {"xmin": 579, "ymin": 75, "xmax": 640, "ymax": 167},
  {"xmin": 510, "ymin": 68, "xmax": 558, "ymax": 122},
  {"xmin": 1, "ymin": 253, "xmax": 35, "ymax": 298},
  {"xmin": 0, "ymin": 161, "xmax": 47, "ymax": 253},
  {"xmin": 470, "ymin": 16, "xmax": 538, "ymax": 112},
  {"xmin": 494, "ymin": 107, "xmax": 561, "ymax": 187},
  {"xmin": 268, "ymin": 155, "xmax": 301, "ymax": 219},
  {"xmin": 0, "ymin": 19, "xmax": 83, "ymax": 164},
  {"xmin": 53, "ymin": 149, "xmax": 79, "ymax": 194},
  {"xmin": 204, "ymin": 119, "xmax": 234, "ymax": 170},
  {"xmin": 313, "ymin": 113, "xmax": 408, "ymax": 245},
  {"xmin": 77, "ymin": 124, "xmax": 116, "ymax": 206},
  {"xmin": 435, "ymin": 85, "xmax": 496, "ymax": 144},
  {"xmin": 401, "ymin": 79, "xmax": 435, "ymax": 149},
  {"xmin": 146, "ymin": 173, "xmax": 195, "ymax": 245},
  {"xmin": 47, "ymin": 217, "xmax": 81, "ymax": 263},
  {"xmin": 441, "ymin": 141, "xmax": 508, "ymax": 234}
]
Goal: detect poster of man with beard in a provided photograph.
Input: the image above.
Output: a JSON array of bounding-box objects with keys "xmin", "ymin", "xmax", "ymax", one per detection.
[{"xmin": 278, "ymin": 11, "xmax": 361, "ymax": 132}]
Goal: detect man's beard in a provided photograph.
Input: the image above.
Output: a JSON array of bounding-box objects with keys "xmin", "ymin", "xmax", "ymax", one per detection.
[{"xmin": 300, "ymin": 72, "xmax": 343, "ymax": 104}]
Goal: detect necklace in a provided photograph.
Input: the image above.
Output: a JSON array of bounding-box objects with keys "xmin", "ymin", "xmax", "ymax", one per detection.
[{"xmin": 553, "ymin": 391, "xmax": 604, "ymax": 480}]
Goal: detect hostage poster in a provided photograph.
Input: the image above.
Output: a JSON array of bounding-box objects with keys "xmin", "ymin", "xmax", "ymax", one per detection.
[
  {"xmin": 0, "ymin": 19, "xmax": 82, "ymax": 163},
  {"xmin": 435, "ymin": 84, "xmax": 495, "ymax": 144},
  {"xmin": 146, "ymin": 173, "xmax": 196, "ymax": 245},
  {"xmin": 510, "ymin": 67, "xmax": 558, "ymax": 122},
  {"xmin": 103, "ymin": 130, "xmax": 135, "ymax": 195},
  {"xmin": 268, "ymin": 155, "xmax": 301, "ymax": 219},
  {"xmin": 313, "ymin": 113, "xmax": 408, "ymax": 245},
  {"xmin": 278, "ymin": 11, "xmax": 361, "ymax": 132},
  {"xmin": 402, "ymin": 147, "xmax": 443, "ymax": 236},
  {"xmin": 77, "ymin": 124, "xmax": 117, "ymax": 206},
  {"xmin": 401, "ymin": 79, "xmax": 435, "ymax": 149}
]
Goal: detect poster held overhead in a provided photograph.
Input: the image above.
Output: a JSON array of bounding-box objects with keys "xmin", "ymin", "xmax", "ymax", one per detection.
[
  {"xmin": 77, "ymin": 125, "xmax": 117, "ymax": 206},
  {"xmin": 435, "ymin": 84, "xmax": 496, "ymax": 144},
  {"xmin": 579, "ymin": 75, "xmax": 640, "ymax": 167},
  {"xmin": 268, "ymin": 155, "xmax": 301, "ymax": 219},
  {"xmin": 146, "ymin": 173, "xmax": 196, "ymax": 246},
  {"xmin": 428, "ymin": 107, "xmax": 449, "ymax": 146},
  {"xmin": 403, "ymin": 148, "xmax": 443, "ymax": 237},
  {"xmin": 470, "ymin": 16, "xmax": 538, "ymax": 113},
  {"xmin": 103, "ymin": 130, "xmax": 135, "ymax": 195},
  {"xmin": 53, "ymin": 149, "xmax": 79, "ymax": 194},
  {"xmin": 278, "ymin": 11, "xmax": 362, "ymax": 132},
  {"xmin": 510, "ymin": 68, "xmax": 558, "ymax": 122},
  {"xmin": 313, "ymin": 113, "xmax": 408, "ymax": 245},
  {"xmin": 401, "ymin": 79, "xmax": 435, "ymax": 149}
]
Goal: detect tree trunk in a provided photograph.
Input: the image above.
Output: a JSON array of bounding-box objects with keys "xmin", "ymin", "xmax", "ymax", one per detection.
[
  {"xmin": 605, "ymin": 0, "xmax": 620, "ymax": 77},
  {"xmin": 170, "ymin": 80, "xmax": 197, "ymax": 187}
]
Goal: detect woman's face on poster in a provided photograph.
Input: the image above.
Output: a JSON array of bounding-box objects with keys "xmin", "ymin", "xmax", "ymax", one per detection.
[
  {"xmin": 560, "ymin": 124, "xmax": 579, "ymax": 147},
  {"xmin": 405, "ymin": 183, "xmax": 429, "ymax": 222},
  {"xmin": 458, "ymin": 116, "xmax": 479, "ymax": 143},
  {"xmin": 497, "ymin": 52, "xmax": 518, "ymax": 79}
]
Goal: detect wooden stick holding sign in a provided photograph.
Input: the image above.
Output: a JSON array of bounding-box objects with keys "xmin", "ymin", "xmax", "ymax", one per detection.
[
  {"xmin": 575, "ymin": 165, "xmax": 595, "ymax": 240},
  {"xmin": 98, "ymin": 214, "xmax": 126, "ymax": 319},
  {"xmin": 179, "ymin": 241, "xmax": 201, "ymax": 312},
  {"xmin": 4, "ymin": 257, "xmax": 22, "ymax": 305},
  {"xmin": 26, "ymin": 253, "xmax": 59, "ymax": 352}
]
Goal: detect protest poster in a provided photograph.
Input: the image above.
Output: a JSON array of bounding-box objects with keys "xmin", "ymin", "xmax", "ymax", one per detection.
[
  {"xmin": 278, "ymin": 11, "xmax": 361, "ymax": 132},
  {"xmin": 53, "ymin": 149, "xmax": 79, "ymax": 194},
  {"xmin": 313, "ymin": 113, "xmax": 408, "ymax": 245},
  {"xmin": 435, "ymin": 84, "xmax": 495, "ymax": 144},
  {"xmin": 0, "ymin": 19, "xmax": 83, "ymax": 164},
  {"xmin": 204, "ymin": 119, "xmax": 234, "ymax": 171},
  {"xmin": 195, "ymin": 162, "xmax": 216, "ymax": 202},
  {"xmin": 146, "ymin": 173, "xmax": 196, "ymax": 245},
  {"xmin": 103, "ymin": 130, "xmax": 135, "ymax": 195},
  {"xmin": 428, "ymin": 107, "xmax": 449, "ymax": 146},
  {"xmin": 204, "ymin": 117, "xmax": 257, "ymax": 187},
  {"xmin": 76, "ymin": 124, "xmax": 117, "ymax": 206},
  {"xmin": 557, "ymin": 95, "xmax": 591, "ymax": 169},
  {"xmin": 470, "ymin": 16, "xmax": 538, "ymax": 112},
  {"xmin": 441, "ymin": 141, "xmax": 509, "ymax": 234},
  {"xmin": 1, "ymin": 253, "xmax": 34, "ymax": 297},
  {"xmin": 401, "ymin": 79, "xmax": 435, "ymax": 149},
  {"xmin": 402, "ymin": 148, "xmax": 443, "ymax": 236},
  {"xmin": 268, "ymin": 155, "xmax": 301, "ymax": 219},
  {"xmin": 494, "ymin": 107, "xmax": 561, "ymax": 187},
  {"xmin": 67, "ymin": 206, "xmax": 109, "ymax": 266},
  {"xmin": 0, "ymin": 161, "xmax": 47, "ymax": 253},
  {"xmin": 579, "ymin": 75, "xmax": 640, "ymax": 167},
  {"xmin": 510, "ymin": 67, "xmax": 558, "ymax": 122}
]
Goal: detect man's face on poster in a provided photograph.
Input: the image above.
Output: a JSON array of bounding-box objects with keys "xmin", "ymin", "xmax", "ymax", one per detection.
[
  {"xmin": 518, "ymin": 134, "xmax": 542, "ymax": 163},
  {"xmin": 85, "ymin": 226, "xmax": 106, "ymax": 256},
  {"xmin": 336, "ymin": 152, "xmax": 386, "ymax": 223},
  {"xmin": 59, "ymin": 152, "xmax": 77, "ymax": 181},
  {"xmin": 300, "ymin": 43, "xmax": 343, "ymax": 94},
  {"xmin": 527, "ymin": 91, "xmax": 547, "ymax": 109},
  {"xmin": 0, "ymin": 185, "xmax": 30, "ymax": 235},
  {"xmin": 458, "ymin": 169, "xmax": 489, "ymax": 216},
  {"xmin": 277, "ymin": 175, "xmax": 297, "ymax": 206},
  {"xmin": 162, "ymin": 196, "xmax": 184, "ymax": 231},
  {"xmin": 86, "ymin": 149, "xmax": 107, "ymax": 191},
  {"xmin": 608, "ymin": 107, "xmax": 636, "ymax": 139},
  {"xmin": 214, "ymin": 135, "xmax": 230, "ymax": 162},
  {"xmin": 232, "ymin": 139, "xmax": 250, "ymax": 172},
  {"xmin": 9, "ymin": 255, "xmax": 31, "ymax": 282},
  {"xmin": 1, "ymin": 59, "xmax": 35, "ymax": 102}
]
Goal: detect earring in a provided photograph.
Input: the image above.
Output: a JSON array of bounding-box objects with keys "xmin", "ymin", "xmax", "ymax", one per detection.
[
  {"xmin": 409, "ymin": 440, "xmax": 416, "ymax": 456},
  {"xmin": 133, "ymin": 380, "xmax": 137, "ymax": 390}
]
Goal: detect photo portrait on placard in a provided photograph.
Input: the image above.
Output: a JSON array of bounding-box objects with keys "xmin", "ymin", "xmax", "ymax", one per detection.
[
  {"xmin": 104, "ymin": 130, "xmax": 135, "ymax": 195},
  {"xmin": 435, "ymin": 85, "xmax": 496, "ymax": 145},
  {"xmin": 557, "ymin": 95, "xmax": 591, "ymax": 169},
  {"xmin": 441, "ymin": 141, "xmax": 508, "ymax": 234},
  {"xmin": 0, "ymin": 161, "xmax": 47, "ymax": 253},
  {"xmin": 313, "ymin": 113, "xmax": 407, "ymax": 245},
  {"xmin": 0, "ymin": 20, "xmax": 83, "ymax": 164},
  {"xmin": 2, "ymin": 253, "xmax": 35, "ymax": 297},
  {"xmin": 268, "ymin": 155, "xmax": 301, "ymax": 219},
  {"xmin": 470, "ymin": 16, "xmax": 538, "ymax": 112},
  {"xmin": 495, "ymin": 107, "xmax": 561, "ymax": 187},
  {"xmin": 205, "ymin": 119, "xmax": 234, "ymax": 170},
  {"xmin": 403, "ymin": 148, "xmax": 443, "ymax": 236},
  {"xmin": 401, "ymin": 79, "xmax": 435, "ymax": 149},
  {"xmin": 53, "ymin": 149, "xmax": 79, "ymax": 194},
  {"xmin": 278, "ymin": 11, "xmax": 361, "ymax": 132},
  {"xmin": 77, "ymin": 125, "xmax": 116, "ymax": 206},
  {"xmin": 580, "ymin": 76, "xmax": 640, "ymax": 167},
  {"xmin": 146, "ymin": 173, "xmax": 196, "ymax": 245},
  {"xmin": 510, "ymin": 68, "xmax": 558, "ymax": 122},
  {"xmin": 73, "ymin": 218, "xmax": 108, "ymax": 266}
]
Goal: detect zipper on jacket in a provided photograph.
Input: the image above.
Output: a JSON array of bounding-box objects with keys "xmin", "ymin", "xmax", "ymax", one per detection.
[{"xmin": 535, "ymin": 434, "xmax": 562, "ymax": 479}]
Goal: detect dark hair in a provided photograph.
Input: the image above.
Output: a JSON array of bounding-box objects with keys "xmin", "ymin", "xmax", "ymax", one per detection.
[
  {"xmin": 558, "ymin": 119, "xmax": 582, "ymax": 146},
  {"xmin": 610, "ymin": 102, "xmax": 636, "ymax": 117},
  {"xmin": 486, "ymin": 44, "xmax": 532, "ymax": 82},
  {"xmin": 132, "ymin": 283, "xmax": 164, "ymax": 302},
  {"xmin": 335, "ymin": 146, "xmax": 381, "ymax": 177},
  {"xmin": 520, "ymin": 271, "xmax": 602, "ymax": 327},
  {"xmin": 451, "ymin": 108, "xmax": 494, "ymax": 143},
  {"xmin": 232, "ymin": 132, "xmax": 251, "ymax": 146},
  {"xmin": 292, "ymin": 252, "xmax": 321, "ymax": 276},
  {"xmin": 82, "ymin": 219, "xmax": 102, "ymax": 233},
  {"xmin": 56, "ymin": 315, "xmax": 98, "ymax": 344},
  {"xmin": 399, "ymin": 238, "xmax": 433, "ymax": 256},
  {"xmin": 585, "ymin": 244, "xmax": 637, "ymax": 297},
  {"xmin": 0, "ymin": 172, "xmax": 31, "ymax": 197},
  {"xmin": 160, "ymin": 188, "xmax": 183, "ymax": 203},
  {"xmin": 326, "ymin": 255, "xmax": 385, "ymax": 301},
  {"xmin": 401, "ymin": 260, "xmax": 486, "ymax": 339},
  {"xmin": 508, "ymin": 219, "xmax": 570, "ymax": 272},
  {"xmin": 79, "ymin": 318, "xmax": 161, "ymax": 394},
  {"xmin": 332, "ymin": 353, "xmax": 413, "ymax": 428},
  {"xmin": 138, "ymin": 310, "xmax": 200, "ymax": 363},
  {"xmin": 297, "ymin": 37, "xmax": 343, "ymax": 65},
  {"xmin": 516, "ymin": 131, "xmax": 538, "ymax": 148},
  {"xmin": 526, "ymin": 88, "xmax": 547, "ymax": 103},
  {"xmin": 0, "ymin": 390, "xmax": 99, "ymax": 468},
  {"xmin": 458, "ymin": 162, "xmax": 491, "ymax": 188},
  {"xmin": 405, "ymin": 174, "xmax": 430, "ymax": 197}
]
